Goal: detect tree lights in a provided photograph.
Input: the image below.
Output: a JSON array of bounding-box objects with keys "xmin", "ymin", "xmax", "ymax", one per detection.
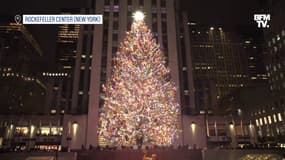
[{"xmin": 98, "ymin": 12, "xmax": 180, "ymax": 147}]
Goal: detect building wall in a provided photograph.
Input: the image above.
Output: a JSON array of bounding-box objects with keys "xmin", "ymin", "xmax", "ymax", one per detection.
[
  {"xmin": 0, "ymin": 115, "xmax": 63, "ymax": 151},
  {"xmin": 178, "ymin": 13, "xmax": 268, "ymax": 115},
  {"xmin": 264, "ymin": 0, "xmax": 285, "ymax": 93},
  {"xmin": 204, "ymin": 150, "xmax": 284, "ymax": 160},
  {"xmin": 62, "ymin": 114, "xmax": 87, "ymax": 150},
  {"xmin": 182, "ymin": 115, "xmax": 207, "ymax": 148},
  {"xmin": 176, "ymin": 12, "xmax": 196, "ymax": 114},
  {"xmin": 245, "ymin": 95, "xmax": 285, "ymax": 143}
]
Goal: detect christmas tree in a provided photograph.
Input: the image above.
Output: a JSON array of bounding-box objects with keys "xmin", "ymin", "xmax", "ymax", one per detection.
[{"xmin": 98, "ymin": 11, "xmax": 180, "ymax": 147}]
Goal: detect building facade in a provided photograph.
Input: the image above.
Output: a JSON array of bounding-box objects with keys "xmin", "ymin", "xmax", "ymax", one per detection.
[
  {"xmin": 245, "ymin": 0, "xmax": 285, "ymax": 146},
  {"xmin": 178, "ymin": 12, "xmax": 268, "ymax": 115}
]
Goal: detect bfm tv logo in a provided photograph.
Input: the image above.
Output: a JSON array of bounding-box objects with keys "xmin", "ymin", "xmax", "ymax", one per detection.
[{"xmin": 254, "ymin": 14, "xmax": 270, "ymax": 28}]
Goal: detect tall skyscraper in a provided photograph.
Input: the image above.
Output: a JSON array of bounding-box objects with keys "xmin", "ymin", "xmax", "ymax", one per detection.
[
  {"xmin": 0, "ymin": 23, "xmax": 65, "ymax": 151},
  {"xmin": 244, "ymin": 0, "xmax": 285, "ymax": 145},
  {"xmin": 264, "ymin": 0, "xmax": 285, "ymax": 94},
  {"xmin": 56, "ymin": 9, "xmax": 81, "ymax": 114},
  {"xmin": 178, "ymin": 12, "xmax": 268, "ymax": 115},
  {"xmin": 0, "ymin": 23, "xmax": 44, "ymax": 114}
]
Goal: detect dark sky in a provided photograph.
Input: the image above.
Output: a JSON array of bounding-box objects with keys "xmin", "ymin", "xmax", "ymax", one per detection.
[
  {"xmin": 184, "ymin": 0, "xmax": 262, "ymax": 26},
  {"xmin": 0, "ymin": 0, "xmax": 262, "ymax": 70},
  {"xmin": 1, "ymin": 0, "xmax": 262, "ymax": 25}
]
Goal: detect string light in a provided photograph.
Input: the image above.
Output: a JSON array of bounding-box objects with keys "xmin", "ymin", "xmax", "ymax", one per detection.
[{"xmin": 98, "ymin": 14, "xmax": 180, "ymax": 147}]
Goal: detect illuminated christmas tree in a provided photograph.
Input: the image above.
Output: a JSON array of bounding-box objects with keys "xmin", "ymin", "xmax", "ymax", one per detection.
[{"xmin": 98, "ymin": 11, "xmax": 180, "ymax": 147}]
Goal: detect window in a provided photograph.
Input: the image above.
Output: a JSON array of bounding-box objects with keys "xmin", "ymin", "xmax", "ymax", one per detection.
[
  {"xmin": 113, "ymin": 12, "xmax": 119, "ymax": 18},
  {"xmin": 161, "ymin": 0, "xmax": 166, "ymax": 7},
  {"xmin": 112, "ymin": 47, "xmax": 117, "ymax": 55},
  {"xmin": 152, "ymin": 0, "xmax": 156, "ymax": 6},
  {"xmin": 152, "ymin": 22, "xmax": 157, "ymax": 32},
  {"xmin": 50, "ymin": 109, "xmax": 56, "ymax": 114},
  {"xmin": 278, "ymin": 113, "xmax": 282, "ymax": 122},
  {"xmin": 15, "ymin": 127, "xmax": 29, "ymax": 136},
  {"xmin": 264, "ymin": 117, "xmax": 268, "ymax": 124},
  {"xmin": 41, "ymin": 127, "xmax": 50, "ymax": 135},
  {"xmin": 113, "ymin": 34, "xmax": 118, "ymax": 41},
  {"xmin": 268, "ymin": 116, "xmax": 272, "ymax": 124},
  {"xmin": 105, "ymin": 0, "xmax": 110, "ymax": 5},
  {"xmin": 273, "ymin": 114, "xmax": 277, "ymax": 123},
  {"xmin": 256, "ymin": 119, "xmax": 259, "ymax": 126},
  {"xmin": 113, "ymin": 21, "xmax": 118, "ymax": 30},
  {"xmin": 114, "ymin": 0, "xmax": 119, "ymax": 5},
  {"xmin": 259, "ymin": 118, "xmax": 263, "ymax": 126},
  {"xmin": 139, "ymin": 0, "xmax": 144, "ymax": 6}
]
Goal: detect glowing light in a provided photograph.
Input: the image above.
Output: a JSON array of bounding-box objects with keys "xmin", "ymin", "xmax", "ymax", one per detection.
[
  {"xmin": 191, "ymin": 122, "xmax": 196, "ymax": 133},
  {"xmin": 72, "ymin": 122, "xmax": 78, "ymax": 136},
  {"xmin": 30, "ymin": 125, "xmax": 35, "ymax": 138},
  {"xmin": 99, "ymin": 17, "xmax": 180, "ymax": 147},
  {"xmin": 229, "ymin": 122, "xmax": 234, "ymax": 130},
  {"xmin": 133, "ymin": 11, "xmax": 145, "ymax": 21}
]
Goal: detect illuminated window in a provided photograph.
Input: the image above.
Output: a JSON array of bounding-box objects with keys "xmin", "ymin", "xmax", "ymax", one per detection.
[
  {"xmin": 256, "ymin": 119, "xmax": 259, "ymax": 126},
  {"xmin": 263, "ymin": 117, "xmax": 267, "ymax": 125},
  {"xmin": 278, "ymin": 113, "xmax": 282, "ymax": 122},
  {"xmin": 259, "ymin": 118, "xmax": 263, "ymax": 126},
  {"xmin": 268, "ymin": 116, "xmax": 272, "ymax": 124},
  {"xmin": 273, "ymin": 114, "xmax": 277, "ymax": 123},
  {"xmin": 50, "ymin": 127, "xmax": 62, "ymax": 135},
  {"xmin": 15, "ymin": 127, "xmax": 29, "ymax": 136},
  {"xmin": 63, "ymin": 66, "xmax": 72, "ymax": 69},
  {"xmin": 41, "ymin": 127, "xmax": 50, "ymax": 135},
  {"xmin": 50, "ymin": 109, "xmax": 56, "ymax": 114},
  {"xmin": 59, "ymin": 127, "xmax": 63, "ymax": 135}
]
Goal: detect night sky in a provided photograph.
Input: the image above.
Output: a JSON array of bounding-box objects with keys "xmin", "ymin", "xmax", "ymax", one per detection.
[{"xmin": 0, "ymin": 0, "xmax": 263, "ymax": 69}]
